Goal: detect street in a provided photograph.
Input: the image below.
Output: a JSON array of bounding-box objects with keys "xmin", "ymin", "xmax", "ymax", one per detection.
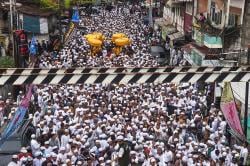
[{"xmin": 0, "ymin": 1, "xmax": 250, "ymax": 166}]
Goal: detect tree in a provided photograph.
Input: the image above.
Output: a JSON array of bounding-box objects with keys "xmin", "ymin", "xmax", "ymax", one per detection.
[
  {"xmin": 40, "ymin": 0, "xmax": 59, "ymax": 11},
  {"xmin": 39, "ymin": 0, "xmax": 71, "ymax": 11}
]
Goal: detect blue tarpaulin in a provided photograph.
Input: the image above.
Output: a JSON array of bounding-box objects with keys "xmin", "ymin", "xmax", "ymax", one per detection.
[
  {"xmin": 0, "ymin": 85, "xmax": 33, "ymax": 148},
  {"xmin": 23, "ymin": 15, "xmax": 40, "ymax": 33},
  {"xmin": 29, "ymin": 36, "xmax": 37, "ymax": 55},
  {"xmin": 71, "ymin": 9, "xmax": 80, "ymax": 23},
  {"xmin": 0, "ymin": 107, "xmax": 27, "ymax": 147}
]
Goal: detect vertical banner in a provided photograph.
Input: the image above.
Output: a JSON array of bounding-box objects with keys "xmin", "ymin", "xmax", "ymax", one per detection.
[
  {"xmin": 71, "ymin": 9, "xmax": 80, "ymax": 23},
  {"xmin": 40, "ymin": 18, "xmax": 49, "ymax": 34},
  {"xmin": 29, "ymin": 36, "xmax": 37, "ymax": 55},
  {"xmin": 0, "ymin": 85, "xmax": 33, "ymax": 147},
  {"xmin": 220, "ymin": 82, "xmax": 245, "ymax": 138}
]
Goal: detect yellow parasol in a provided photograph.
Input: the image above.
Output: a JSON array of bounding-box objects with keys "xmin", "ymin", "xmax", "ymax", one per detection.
[
  {"xmin": 115, "ymin": 38, "xmax": 130, "ymax": 47},
  {"xmin": 112, "ymin": 33, "xmax": 126, "ymax": 42}
]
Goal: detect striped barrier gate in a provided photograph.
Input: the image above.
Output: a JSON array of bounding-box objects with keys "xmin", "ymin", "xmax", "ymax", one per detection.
[{"xmin": 0, "ymin": 67, "xmax": 249, "ymax": 85}]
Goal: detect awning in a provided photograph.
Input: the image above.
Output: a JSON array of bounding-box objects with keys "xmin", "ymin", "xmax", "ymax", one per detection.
[
  {"xmin": 167, "ymin": 0, "xmax": 192, "ymax": 7},
  {"xmin": 168, "ymin": 31, "xmax": 184, "ymax": 41},
  {"xmin": 161, "ymin": 25, "xmax": 176, "ymax": 41},
  {"xmin": 155, "ymin": 18, "xmax": 172, "ymax": 27}
]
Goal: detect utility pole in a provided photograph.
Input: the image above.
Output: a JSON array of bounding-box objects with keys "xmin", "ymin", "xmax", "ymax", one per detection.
[
  {"xmin": 245, "ymin": 81, "xmax": 249, "ymax": 139},
  {"xmin": 149, "ymin": 0, "xmax": 153, "ymax": 28},
  {"xmin": 9, "ymin": 0, "xmax": 19, "ymax": 67},
  {"xmin": 58, "ymin": 0, "xmax": 63, "ymax": 46}
]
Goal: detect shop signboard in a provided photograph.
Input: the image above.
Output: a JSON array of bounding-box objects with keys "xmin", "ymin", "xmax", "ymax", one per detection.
[
  {"xmin": 204, "ymin": 34, "xmax": 222, "ymax": 48},
  {"xmin": 190, "ymin": 49, "xmax": 204, "ymax": 66},
  {"xmin": 193, "ymin": 29, "xmax": 204, "ymax": 46}
]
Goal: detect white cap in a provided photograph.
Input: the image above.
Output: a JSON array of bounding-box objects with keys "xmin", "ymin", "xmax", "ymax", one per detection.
[
  {"xmin": 117, "ymin": 135, "xmax": 124, "ymax": 140},
  {"xmin": 12, "ymin": 155, "xmax": 18, "ymax": 159},
  {"xmin": 20, "ymin": 147, "xmax": 27, "ymax": 153},
  {"xmin": 35, "ymin": 151, "xmax": 42, "ymax": 157},
  {"xmin": 60, "ymin": 147, "xmax": 66, "ymax": 151}
]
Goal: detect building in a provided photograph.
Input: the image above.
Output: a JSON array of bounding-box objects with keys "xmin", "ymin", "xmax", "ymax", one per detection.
[
  {"xmin": 156, "ymin": 0, "xmax": 193, "ymax": 46},
  {"xmin": 242, "ymin": 0, "xmax": 250, "ymax": 64},
  {"xmin": 17, "ymin": 5, "xmax": 57, "ymax": 41},
  {"xmin": 0, "ymin": 3, "xmax": 57, "ymax": 54},
  {"xmin": 187, "ymin": 0, "xmax": 245, "ymax": 66}
]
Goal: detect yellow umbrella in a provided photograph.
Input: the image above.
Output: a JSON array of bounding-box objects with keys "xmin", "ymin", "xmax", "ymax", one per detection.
[
  {"xmin": 115, "ymin": 38, "xmax": 130, "ymax": 47},
  {"xmin": 88, "ymin": 38, "xmax": 102, "ymax": 47},
  {"xmin": 112, "ymin": 33, "xmax": 126, "ymax": 42},
  {"xmin": 85, "ymin": 34, "xmax": 98, "ymax": 40}
]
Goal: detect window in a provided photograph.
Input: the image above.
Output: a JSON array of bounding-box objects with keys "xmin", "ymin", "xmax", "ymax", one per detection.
[
  {"xmin": 228, "ymin": 14, "xmax": 238, "ymax": 27},
  {"xmin": 210, "ymin": 2, "xmax": 222, "ymax": 25},
  {"xmin": 186, "ymin": 2, "xmax": 193, "ymax": 15},
  {"xmin": 176, "ymin": 7, "xmax": 180, "ymax": 16}
]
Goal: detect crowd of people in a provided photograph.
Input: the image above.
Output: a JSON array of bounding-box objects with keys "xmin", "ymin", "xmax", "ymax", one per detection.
[
  {"xmin": 0, "ymin": 3, "xmax": 248, "ymax": 166},
  {"xmin": 3, "ymin": 83, "xmax": 248, "ymax": 166},
  {"xmin": 37, "ymin": 5, "xmax": 162, "ymax": 68}
]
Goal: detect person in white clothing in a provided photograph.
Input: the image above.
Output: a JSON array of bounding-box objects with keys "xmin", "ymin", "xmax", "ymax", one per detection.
[
  {"xmin": 57, "ymin": 147, "xmax": 67, "ymax": 164},
  {"xmin": 33, "ymin": 152, "xmax": 45, "ymax": 166},
  {"xmin": 234, "ymin": 142, "xmax": 249, "ymax": 165},
  {"xmin": 30, "ymin": 134, "xmax": 40, "ymax": 156},
  {"xmin": 7, "ymin": 155, "xmax": 19, "ymax": 166},
  {"xmin": 61, "ymin": 129, "xmax": 70, "ymax": 148}
]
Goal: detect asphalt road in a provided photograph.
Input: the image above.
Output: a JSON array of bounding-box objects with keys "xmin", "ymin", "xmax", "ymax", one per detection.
[{"xmin": 0, "ymin": 136, "xmax": 22, "ymax": 166}]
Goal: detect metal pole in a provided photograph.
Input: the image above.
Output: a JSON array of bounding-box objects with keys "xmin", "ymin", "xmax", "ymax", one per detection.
[
  {"xmin": 58, "ymin": 0, "xmax": 63, "ymax": 45},
  {"xmin": 9, "ymin": 0, "xmax": 13, "ymax": 32},
  {"xmin": 244, "ymin": 81, "xmax": 249, "ymax": 137},
  {"xmin": 9, "ymin": 0, "xmax": 15, "ymax": 61},
  {"xmin": 248, "ymin": 45, "xmax": 250, "ymax": 65},
  {"xmin": 149, "ymin": 0, "xmax": 153, "ymax": 28},
  {"xmin": 9, "ymin": 0, "xmax": 18, "ymax": 67}
]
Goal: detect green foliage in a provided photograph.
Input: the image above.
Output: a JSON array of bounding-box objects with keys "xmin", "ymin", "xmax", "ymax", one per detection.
[
  {"xmin": 40, "ymin": 0, "xmax": 72, "ymax": 10},
  {"xmin": 40, "ymin": 0, "xmax": 59, "ymax": 11},
  {"xmin": 64, "ymin": 0, "xmax": 71, "ymax": 9},
  {"xmin": 0, "ymin": 56, "xmax": 15, "ymax": 68}
]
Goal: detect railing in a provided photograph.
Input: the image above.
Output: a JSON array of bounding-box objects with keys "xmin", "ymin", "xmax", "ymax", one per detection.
[{"xmin": 0, "ymin": 27, "xmax": 9, "ymax": 34}]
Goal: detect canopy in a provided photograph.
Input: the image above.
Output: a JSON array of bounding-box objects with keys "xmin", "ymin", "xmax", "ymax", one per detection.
[
  {"xmin": 85, "ymin": 34, "xmax": 97, "ymax": 39},
  {"xmin": 92, "ymin": 32, "xmax": 105, "ymax": 41},
  {"xmin": 85, "ymin": 33, "xmax": 105, "ymax": 41},
  {"xmin": 112, "ymin": 33, "xmax": 126, "ymax": 42},
  {"xmin": 231, "ymin": 82, "xmax": 250, "ymax": 107},
  {"xmin": 115, "ymin": 38, "xmax": 130, "ymax": 46},
  {"xmin": 88, "ymin": 38, "xmax": 102, "ymax": 47}
]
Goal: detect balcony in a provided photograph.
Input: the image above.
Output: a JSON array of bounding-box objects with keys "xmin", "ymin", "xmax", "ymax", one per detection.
[
  {"xmin": 172, "ymin": 0, "xmax": 193, "ymax": 2},
  {"xmin": 166, "ymin": 0, "xmax": 192, "ymax": 7}
]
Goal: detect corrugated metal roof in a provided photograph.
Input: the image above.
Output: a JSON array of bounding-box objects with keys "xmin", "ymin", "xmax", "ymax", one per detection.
[{"xmin": 0, "ymin": 4, "xmax": 56, "ymax": 17}]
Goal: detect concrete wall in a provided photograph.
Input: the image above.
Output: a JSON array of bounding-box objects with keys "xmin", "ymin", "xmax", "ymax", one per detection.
[
  {"xmin": 0, "ymin": 85, "xmax": 13, "ymax": 100},
  {"xmin": 242, "ymin": 0, "xmax": 250, "ymax": 47},
  {"xmin": 230, "ymin": 0, "xmax": 244, "ymax": 8}
]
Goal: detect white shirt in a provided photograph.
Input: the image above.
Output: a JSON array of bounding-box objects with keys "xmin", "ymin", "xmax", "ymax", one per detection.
[
  {"xmin": 211, "ymin": 150, "xmax": 221, "ymax": 162},
  {"xmin": 7, "ymin": 161, "xmax": 18, "ymax": 166},
  {"xmin": 165, "ymin": 150, "xmax": 173, "ymax": 163},
  {"xmin": 44, "ymin": 147, "xmax": 52, "ymax": 156},
  {"xmin": 234, "ymin": 145, "xmax": 248, "ymax": 165},
  {"xmin": 33, "ymin": 158, "xmax": 45, "ymax": 166},
  {"xmin": 57, "ymin": 153, "xmax": 67, "ymax": 164},
  {"xmin": 61, "ymin": 134, "xmax": 70, "ymax": 148},
  {"xmin": 31, "ymin": 139, "xmax": 40, "ymax": 155},
  {"xmin": 225, "ymin": 153, "xmax": 232, "ymax": 166},
  {"xmin": 118, "ymin": 146, "xmax": 124, "ymax": 158}
]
